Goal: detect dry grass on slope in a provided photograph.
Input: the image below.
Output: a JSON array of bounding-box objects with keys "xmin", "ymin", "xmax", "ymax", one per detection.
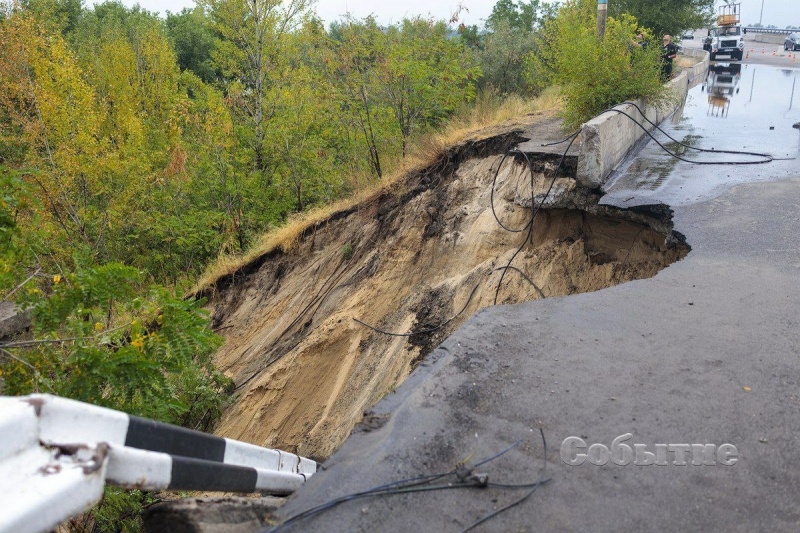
[{"xmin": 192, "ymin": 88, "xmax": 562, "ymax": 296}]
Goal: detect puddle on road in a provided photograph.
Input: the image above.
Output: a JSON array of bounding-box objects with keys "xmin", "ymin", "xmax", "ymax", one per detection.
[
  {"xmin": 604, "ymin": 64, "xmax": 800, "ymax": 207},
  {"xmin": 626, "ymin": 157, "xmax": 676, "ymax": 190}
]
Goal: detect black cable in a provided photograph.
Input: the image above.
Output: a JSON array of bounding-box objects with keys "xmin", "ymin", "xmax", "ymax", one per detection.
[
  {"xmin": 494, "ymin": 266, "xmax": 546, "ymax": 299},
  {"xmin": 488, "ymin": 480, "xmax": 551, "ymax": 489},
  {"xmin": 352, "ymin": 259, "xmax": 548, "ymax": 337},
  {"xmin": 494, "ymin": 133, "xmax": 578, "ymax": 306},
  {"xmin": 489, "ymin": 149, "xmax": 537, "ymax": 233},
  {"xmin": 265, "ymin": 440, "xmax": 527, "ymax": 533},
  {"xmin": 621, "ymin": 100, "xmax": 697, "ymax": 150},
  {"xmin": 605, "ymin": 106, "xmax": 774, "ymax": 164},
  {"xmin": 354, "ymin": 129, "xmax": 574, "ymax": 332},
  {"xmin": 353, "ymin": 277, "xmax": 484, "ymax": 337},
  {"xmin": 621, "ymin": 100, "xmax": 796, "ymax": 161},
  {"xmin": 472, "ymin": 440, "xmax": 521, "ymax": 468},
  {"xmin": 491, "ymin": 150, "xmax": 538, "ymax": 306},
  {"xmin": 553, "ymin": 101, "xmax": 779, "ymax": 165},
  {"xmin": 540, "ymin": 131, "xmax": 581, "ymax": 147},
  {"xmin": 460, "ymin": 428, "xmax": 548, "ymax": 533},
  {"xmin": 355, "ymin": 133, "xmax": 571, "ymax": 334},
  {"xmin": 265, "ymin": 481, "xmax": 456, "ymax": 533}
]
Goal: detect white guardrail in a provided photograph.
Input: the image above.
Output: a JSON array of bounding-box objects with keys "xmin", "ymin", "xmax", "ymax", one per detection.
[{"xmin": 0, "ymin": 394, "xmax": 317, "ymax": 533}]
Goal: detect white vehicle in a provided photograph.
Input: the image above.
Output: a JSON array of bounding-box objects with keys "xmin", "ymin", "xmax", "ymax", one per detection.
[
  {"xmin": 709, "ymin": 3, "xmax": 744, "ymax": 61},
  {"xmin": 710, "ymin": 25, "xmax": 745, "ymax": 61}
]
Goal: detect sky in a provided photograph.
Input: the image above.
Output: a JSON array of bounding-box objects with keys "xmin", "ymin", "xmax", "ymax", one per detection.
[{"xmin": 92, "ymin": 0, "xmax": 799, "ymax": 29}]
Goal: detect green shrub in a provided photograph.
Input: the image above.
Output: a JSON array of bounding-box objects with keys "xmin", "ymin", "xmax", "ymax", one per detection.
[
  {"xmin": 342, "ymin": 241, "xmax": 353, "ymax": 260},
  {"xmin": 478, "ymin": 19, "xmax": 539, "ymax": 95},
  {"xmin": 527, "ymin": 0, "xmax": 670, "ymax": 129},
  {"xmin": 0, "ymin": 166, "xmax": 234, "ymax": 532},
  {"xmin": 66, "ymin": 488, "xmax": 159, "ymax": 533},
  {"xmin": 2, "ymin": 261, "xmax": 232, "ymax": 427}
]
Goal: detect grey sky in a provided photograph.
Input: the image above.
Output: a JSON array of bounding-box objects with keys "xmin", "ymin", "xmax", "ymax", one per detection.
[{"xmin": 94, "ymin": 0, "xmax": 799, "ymax": 28}]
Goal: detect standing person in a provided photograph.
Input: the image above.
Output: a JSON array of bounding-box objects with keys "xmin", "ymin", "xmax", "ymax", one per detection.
[
  {"xmin": 635, "ymin": 32, "xmax": 648, "ymax": 50},
  {"xmin": 703, "ymin": 30, "xmax": 713, "ymax": 52},
  {"xmin": 661, "ymin": 34, "xmax": 678, "ymax": 80}
]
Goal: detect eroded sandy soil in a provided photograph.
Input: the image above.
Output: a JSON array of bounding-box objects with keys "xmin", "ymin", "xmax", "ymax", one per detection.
[{"xmin": 204, "ymin": 119, "xmax": 688, "ymax": 461}]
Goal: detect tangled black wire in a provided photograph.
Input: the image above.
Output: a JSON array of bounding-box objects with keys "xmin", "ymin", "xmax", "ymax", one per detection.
[
  {"xmin": 264, "ymin": 429, "xmax": 549, "ymax": 533},
  {"xmin": 546, "ymin": 100, "xmax": 788, "ymax": 165},
  {"xmin": 491, "ymin": 136, "xmax": 578, "ymax": 306}
]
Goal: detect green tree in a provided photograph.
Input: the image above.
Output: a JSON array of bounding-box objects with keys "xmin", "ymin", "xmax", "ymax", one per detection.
[
  {"xmin": 267, "ymin": 20, "xmax": 343, "ymax": 211},
  {"xmin": 475, "ymin": 0, "xmax": 558, "ymax": 95},
  {"xmin": 325, "ymin": 17, "xmax": 390, "ymax": 178},
  {"xmin": 457, "ymin": 23, "xmax": 483, "ymax": 50},
  {"xmin": 20, "ymin": 0, "xmax": 83, "ymax": 34},
  {"xmin": 381, "ymin": 18, "xmax": 480, "ymax": 156},
  {"xmin": 610, "ymin": 0, "xmax": 714, "ymax": 37},
  {"xmin": 201, "ymin": 0, "xmax": 311, "ymax": 174},
  {"xmin": 487, "ymin": 0, "xmax": 542, "ymax": 32},
  {"xmin": 0, "ymin": 9, "xmax": 107, "ymax": 256},
  {"xmin": 166, "ymin": 7, "xmax": 219, "ymax": 83},
  {"xmin": 530, "ymin": 0, "xmax": 668, "ymax": 129},
  {"xmin": 478, "ymin": 19, "xmax": 538, "ymax": 94}
]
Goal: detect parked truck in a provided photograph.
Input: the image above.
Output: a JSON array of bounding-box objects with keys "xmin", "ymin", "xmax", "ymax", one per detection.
[{"xmin": 708, "ymin": 3, "xmax": 745, "ymax": 61}]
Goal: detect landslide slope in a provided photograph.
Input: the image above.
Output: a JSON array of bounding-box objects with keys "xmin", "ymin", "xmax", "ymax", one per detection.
[{"xmin": 201, "ymin": 113, "xmax": 688, "ymax": 460}]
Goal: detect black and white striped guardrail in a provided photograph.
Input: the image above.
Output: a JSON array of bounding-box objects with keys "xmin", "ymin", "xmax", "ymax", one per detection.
[
  {"xmin": 105, "ymin": 444, "xmax": 307, "ymax": 493},
  {"xmin": 29, "ymin": 394, "xmax": 316, "ymax": 492},
  {"xmin": 0, "ymin": 394, "xmax": 317, "ymax": 533}
]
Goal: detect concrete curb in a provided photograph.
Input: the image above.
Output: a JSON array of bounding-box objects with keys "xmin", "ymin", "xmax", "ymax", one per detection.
[{"xmin": 576, "ymin": 48, "xmax": 710, "ymax": 189}]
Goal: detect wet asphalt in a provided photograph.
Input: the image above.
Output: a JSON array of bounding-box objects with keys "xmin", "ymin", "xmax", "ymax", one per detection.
[
  {"xmin": 275, "ymin": 64, "xmax": 800, "ymax": 532},
  {"xmin": 604, "ymin": 63, "xmax": 800, "ymax": 208}
]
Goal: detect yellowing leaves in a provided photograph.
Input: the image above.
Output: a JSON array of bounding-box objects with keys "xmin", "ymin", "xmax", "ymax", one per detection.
[{"xmin": 131, "ymin": 335, "xmax": 145, "ymax": 350}]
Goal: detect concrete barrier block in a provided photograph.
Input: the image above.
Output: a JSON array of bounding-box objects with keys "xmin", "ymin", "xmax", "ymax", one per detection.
[
  {"xmin": 750, "ymin": 33, "xmax": 786, "ymax": 45},
  {"xmin": 577, "ymin": 122, "xmax": 602, "ymax": 188},
  {"xmin": 578, "ymin": 99, "xmax": 658, "ymax": 188}
]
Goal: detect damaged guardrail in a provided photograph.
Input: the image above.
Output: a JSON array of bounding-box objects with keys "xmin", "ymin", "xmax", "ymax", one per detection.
[{"xmin": 0, "ymin": 394, "xmax": 317, "ymax": 533}]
